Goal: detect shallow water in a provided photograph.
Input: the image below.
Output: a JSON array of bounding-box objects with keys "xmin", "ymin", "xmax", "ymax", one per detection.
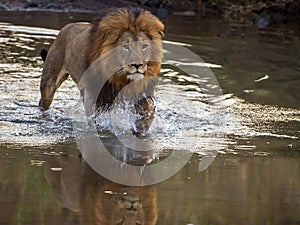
[{"xmin": 0, "ymin": 11, "xmax": 299, "ymax": 225}]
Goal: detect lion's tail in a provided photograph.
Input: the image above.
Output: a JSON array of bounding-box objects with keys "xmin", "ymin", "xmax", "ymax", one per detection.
[{"xmin": 40, "ymin": 49, "xmax": 48, "ymax": 62}]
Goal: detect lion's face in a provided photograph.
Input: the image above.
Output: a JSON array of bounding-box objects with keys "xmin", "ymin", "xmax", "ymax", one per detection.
[
  {"xmin": 111, "ymin": 195, "xmax": 144, "ymax": 225},
  {"xmin": 102, "ymin": 185, "xmax": 157, "ymax": 225},
  {"xmin": 116, "ymin": 32, "xmax": 151, "ymax": 82},
  {"xmin": 101, "ymin": 31, "xmax": 162, "ymax": 90}
]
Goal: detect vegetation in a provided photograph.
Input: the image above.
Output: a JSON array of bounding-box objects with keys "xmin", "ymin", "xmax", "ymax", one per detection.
[{"xmin": 209, "ymin": 0, "xmax": 300, "ymax": 22}]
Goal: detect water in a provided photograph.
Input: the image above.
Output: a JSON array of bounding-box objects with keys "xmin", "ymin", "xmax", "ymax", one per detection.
[{"xmin": 0, "ymin": 11, "xmax": 299, "ymax": 225}]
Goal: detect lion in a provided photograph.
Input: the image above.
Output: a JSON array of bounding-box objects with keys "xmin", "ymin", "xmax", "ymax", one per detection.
[{"xmin": 39, "ymin": 7, "xmax": 164, "ymax": 134}]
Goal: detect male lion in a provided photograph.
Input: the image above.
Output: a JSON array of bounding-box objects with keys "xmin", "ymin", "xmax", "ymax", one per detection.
[{"xmin": 39, "ymin": 7, "xmax": 164, "ymax": 134}]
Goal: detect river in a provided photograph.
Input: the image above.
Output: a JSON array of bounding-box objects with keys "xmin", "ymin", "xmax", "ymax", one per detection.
[{"xmin": 0, "ymin": 10, "xmax": 299, "ymax": 225}]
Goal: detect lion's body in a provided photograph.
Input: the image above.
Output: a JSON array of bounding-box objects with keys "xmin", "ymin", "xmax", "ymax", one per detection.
[
  {"xmin": 39, "ymin": 8, "xmax": 164, "ymax": 120},
  {"xmin": 40, "ymin": 22, "xmax": 90, "ymax": 90}
]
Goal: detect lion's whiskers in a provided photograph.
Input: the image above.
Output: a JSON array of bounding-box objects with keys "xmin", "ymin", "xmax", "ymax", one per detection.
[{"xmin": 115, "ymin": 69, "xmax": 124, "ymax": 77}]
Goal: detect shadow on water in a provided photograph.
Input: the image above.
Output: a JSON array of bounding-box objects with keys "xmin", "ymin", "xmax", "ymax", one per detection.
[{"xmin": 0, "ymin": 11, "xmax": 299, "ymax": 225}]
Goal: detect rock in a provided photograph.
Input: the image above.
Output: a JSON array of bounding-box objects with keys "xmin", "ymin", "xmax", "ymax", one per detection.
[
  {"xmin": 255, "ymin": 10, "xmax": 270, "ymax": 28},
  {"xmin": 46, "ymin": 3, "xmax": 64, "ymax": 9},
  {"xmin": 25, "ymin": 2, "xmax": 39, "ymax": 8}
]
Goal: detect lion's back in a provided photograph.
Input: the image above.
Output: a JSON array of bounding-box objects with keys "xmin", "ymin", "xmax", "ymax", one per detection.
[
  {"xmin": 56, "ymin": 22, "xmax": 91, "ymax": 51},
  {"xmin": 50, "ymin": 22, "xmax": 92, "ymax": 81}
]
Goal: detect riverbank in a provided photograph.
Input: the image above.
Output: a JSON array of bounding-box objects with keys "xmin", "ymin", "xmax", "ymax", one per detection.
[
  {"xmin": 1, "ymin": 0, "xmax": 299, "ymax": 26},
  {"xmin": 0, "ymin": 0, "xmax": 121, "ymax": 13}
]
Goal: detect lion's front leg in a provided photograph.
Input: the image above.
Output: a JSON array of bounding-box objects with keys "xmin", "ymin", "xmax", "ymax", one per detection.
[{"xmin": 133, "ymin": 96, "xmax": 156, "ymax": 136}]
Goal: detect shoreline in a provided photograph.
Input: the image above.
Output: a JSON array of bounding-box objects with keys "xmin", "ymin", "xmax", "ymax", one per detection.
[
  {"xmin": 0, "ymin": 1, "xmax": 121, "ymax": 15},
  {"xmin": 0, "ymin": 0, "xmax": 299, "ymax": 42},
  {"xmin": 1, "ymin": 1, "xmax": 299, "ymax": 23}
]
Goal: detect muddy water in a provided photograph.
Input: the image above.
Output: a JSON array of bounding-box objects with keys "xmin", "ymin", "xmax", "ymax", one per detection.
[{"xmin": 0, "ymin": 11, "xmax": 299, "ymax": 225}]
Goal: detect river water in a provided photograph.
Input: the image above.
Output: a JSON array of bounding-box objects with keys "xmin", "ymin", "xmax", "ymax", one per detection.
[{"xmin": 0, "ymin": 11, "xmax": 299, "ymax": 225}]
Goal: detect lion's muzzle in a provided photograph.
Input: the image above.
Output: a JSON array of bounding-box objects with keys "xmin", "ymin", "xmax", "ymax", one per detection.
[{"xmin": 127, "ymin": 63, "xmax": 147, "ymax": 81}]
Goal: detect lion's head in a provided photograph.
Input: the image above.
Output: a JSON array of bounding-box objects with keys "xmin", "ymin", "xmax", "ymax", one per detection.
[
  {"xmin": 87, "ymin": 8, "xmax": 164, "ymax": 98},
  {"xmin": 88, "ymin": 184, "xmax": 157, "ymax": 225}
]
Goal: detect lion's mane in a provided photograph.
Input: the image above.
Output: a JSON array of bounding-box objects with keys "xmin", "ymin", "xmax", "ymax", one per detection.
[
  {"xmin": 88, "ymin": 8, "xmax": 164, "ymax": 64},
  {"xmin": 85, "ymin": 8, "xmax": 164, "ymax": 109}
]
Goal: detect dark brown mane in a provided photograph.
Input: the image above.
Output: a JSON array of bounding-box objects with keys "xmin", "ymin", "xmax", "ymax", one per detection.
[{"xmin": 88, "ymin": 7, "xmax": 164, "ymax": 65}]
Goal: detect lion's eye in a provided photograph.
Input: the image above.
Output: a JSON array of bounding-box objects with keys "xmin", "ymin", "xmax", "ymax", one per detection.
[
  {"xmin": 122, "ymin": 44, "xmax": 130, "ymax": 52},
  {"xmin": 142, "ymin": 43, "xmax": 149, "ymax": 51}
]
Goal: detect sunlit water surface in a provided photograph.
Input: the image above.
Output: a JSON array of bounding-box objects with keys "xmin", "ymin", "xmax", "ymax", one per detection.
[{"xmin": 0, "ymin": 12, "xmax": 299, "ymax": 225}]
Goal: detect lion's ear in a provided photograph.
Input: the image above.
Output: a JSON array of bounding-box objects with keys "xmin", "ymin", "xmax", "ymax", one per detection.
[{"xmin": 158, "ymin": 30, "xmax": 164, "ymax": 38}]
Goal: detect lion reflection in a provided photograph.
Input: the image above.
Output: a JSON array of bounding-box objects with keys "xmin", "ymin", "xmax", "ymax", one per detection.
[{"xmin": 43, "ymin": 152, "xmax": 157, "ymax": 225}]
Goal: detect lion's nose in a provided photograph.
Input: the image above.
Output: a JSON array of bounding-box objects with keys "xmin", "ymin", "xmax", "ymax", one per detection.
[{"xmin": 131, "ymin": 63, "xmax": 143, "ymax": 69}]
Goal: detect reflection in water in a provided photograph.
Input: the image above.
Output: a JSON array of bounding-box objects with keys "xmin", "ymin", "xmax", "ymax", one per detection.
[
  {"xmin": 43, "ymin": 145, "xmax": 157, "ymax": 225},
  {"xmin": 1, "ymin": 143, "xmax": 299, "ymax": 225}
]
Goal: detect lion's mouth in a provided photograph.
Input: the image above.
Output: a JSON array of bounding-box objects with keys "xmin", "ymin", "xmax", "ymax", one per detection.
[{"xmin": 127, "ymin": 73, "xmax": 145, "ymax": 81}]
